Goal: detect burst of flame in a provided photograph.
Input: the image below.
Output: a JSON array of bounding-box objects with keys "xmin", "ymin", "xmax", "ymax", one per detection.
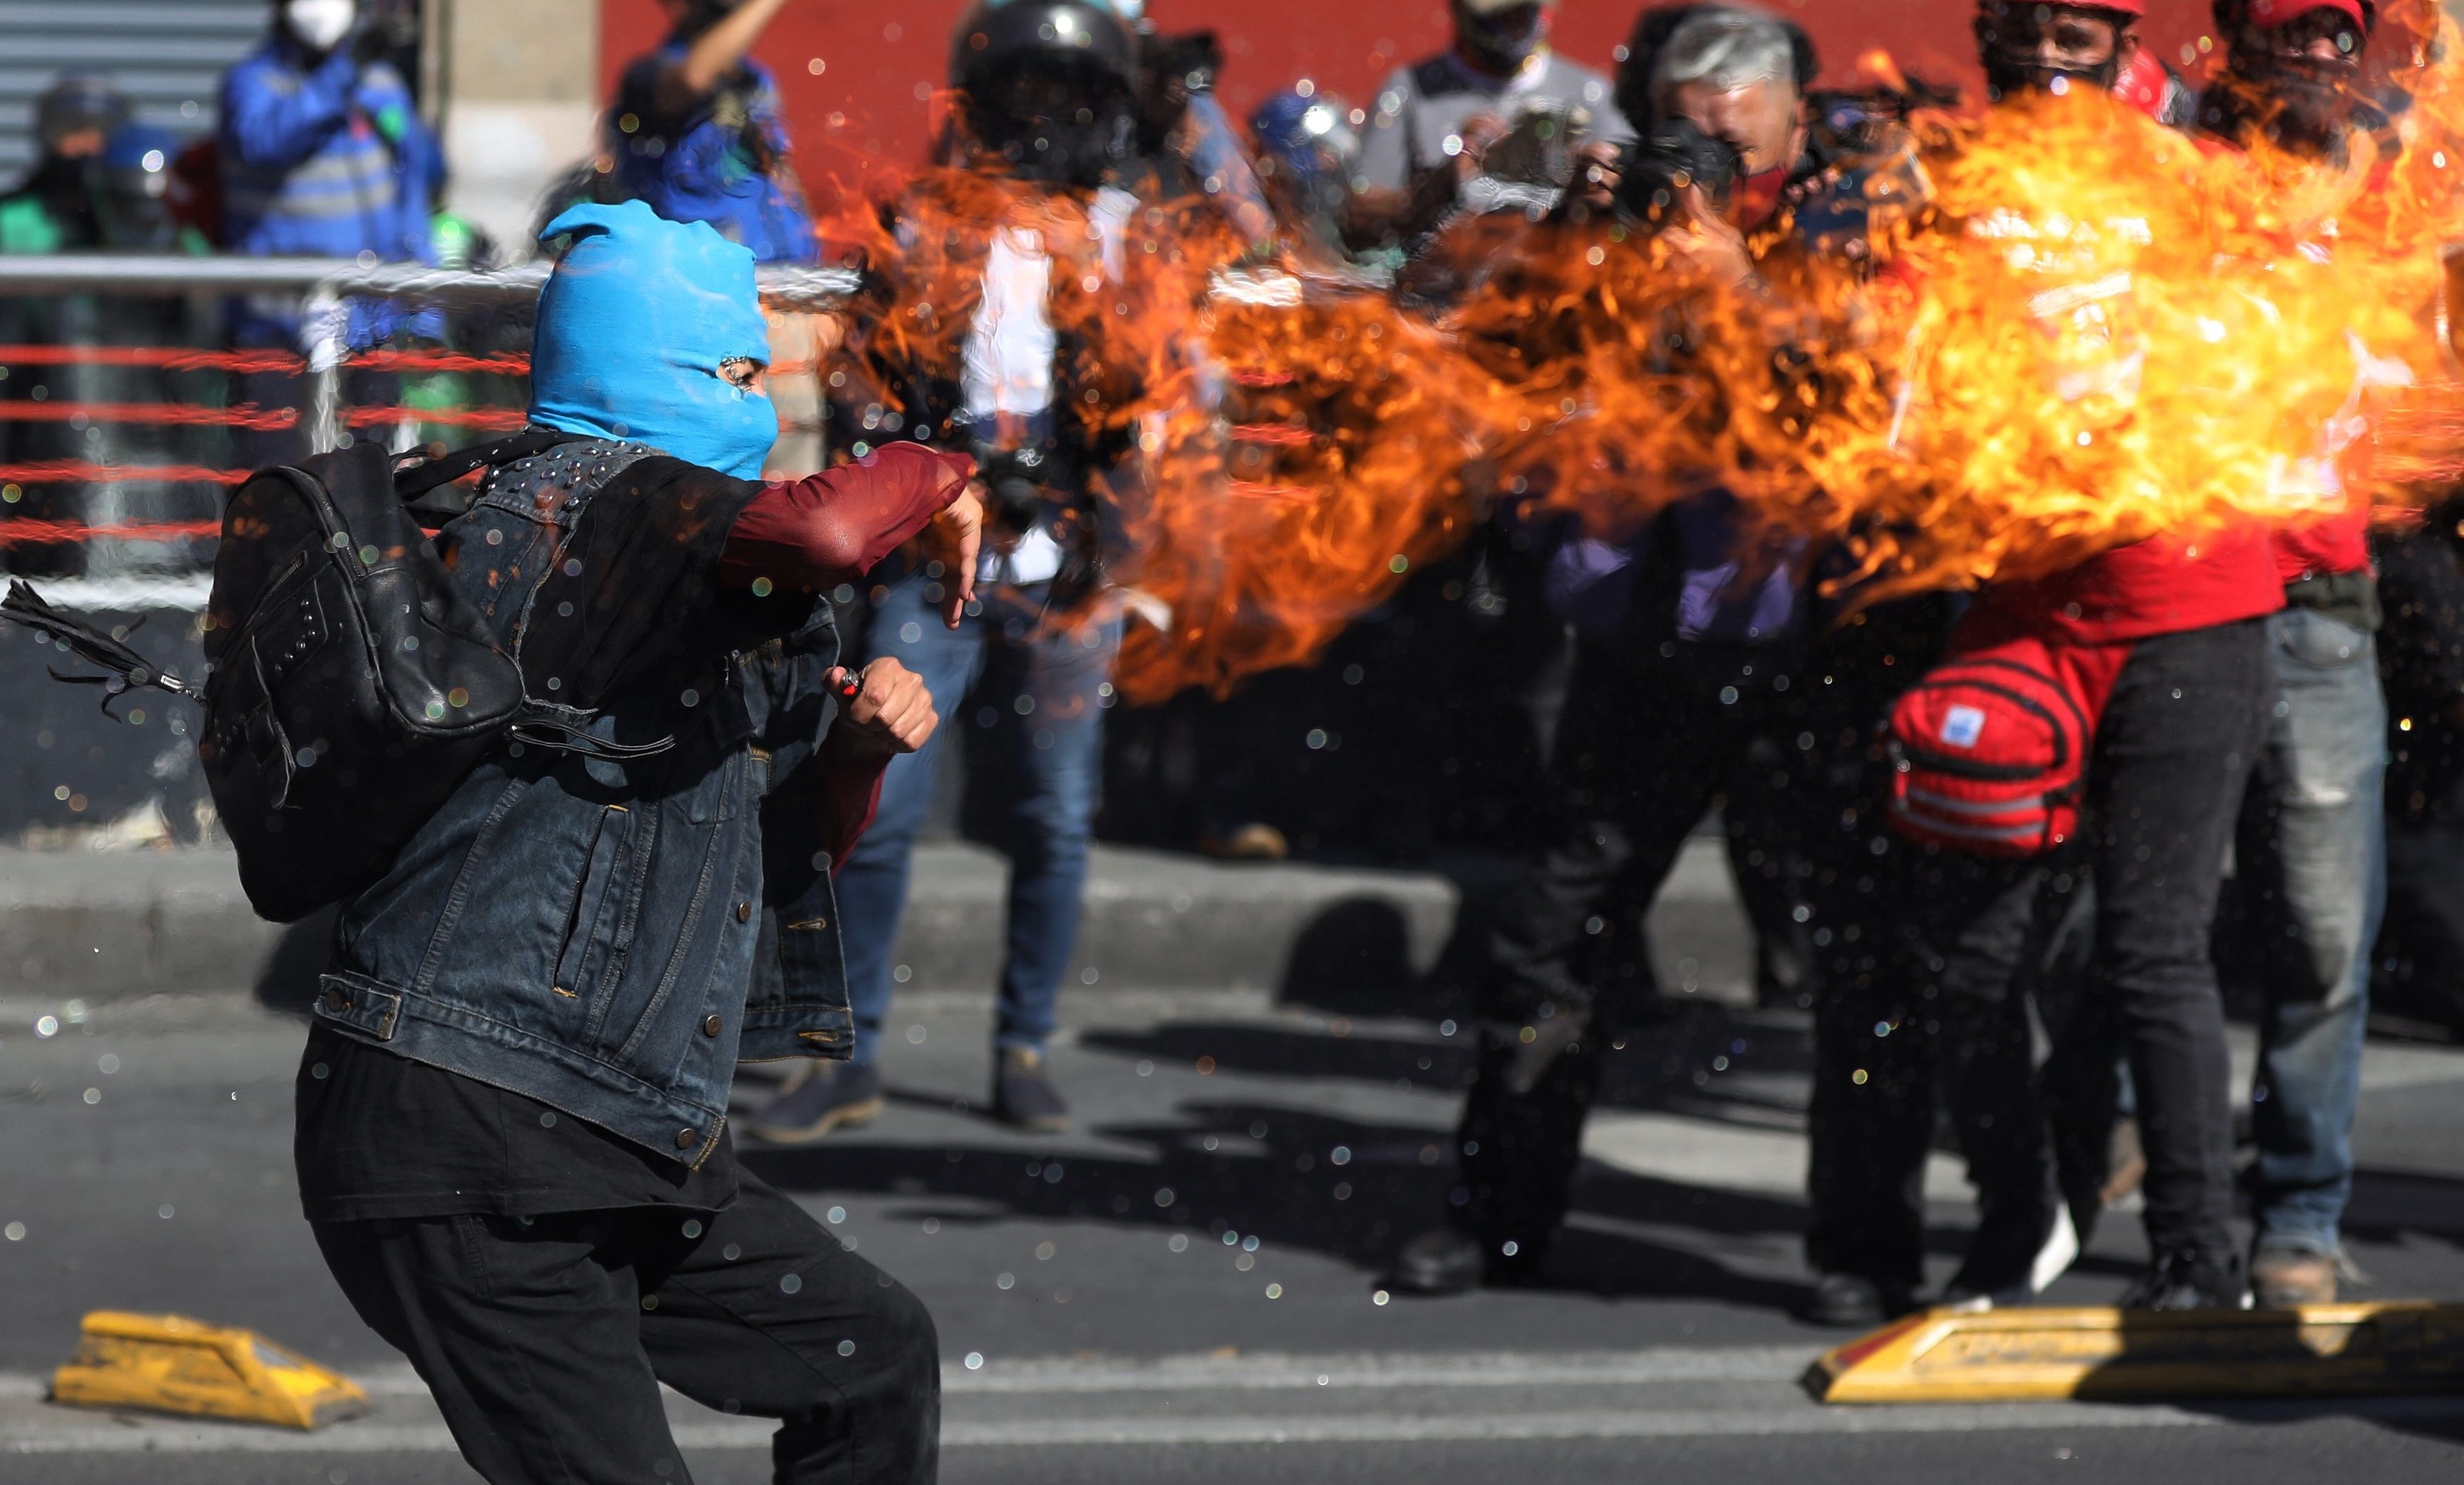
[{"xmin": 816, "ymin": 1, "xmax": 2464, "ymax": 699}]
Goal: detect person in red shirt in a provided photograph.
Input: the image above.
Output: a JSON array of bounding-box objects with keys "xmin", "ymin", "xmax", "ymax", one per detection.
[
  {"xmin": 1830, "ymin": 0, "xmax": 2288, "ymax": 1320},
  {"xmin": 2193, "ymin": 0, "xmax": 2390, "ymax": 1309}
]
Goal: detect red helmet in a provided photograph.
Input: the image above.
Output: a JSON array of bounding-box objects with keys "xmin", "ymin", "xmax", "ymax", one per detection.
[
  {"xmin": 2238, "ymin": 0, "xmax": 2372, "ymax": 31},
  {"xmin": 1978, "ymin": 0, "xmax": 2146, "ymax": 12}
]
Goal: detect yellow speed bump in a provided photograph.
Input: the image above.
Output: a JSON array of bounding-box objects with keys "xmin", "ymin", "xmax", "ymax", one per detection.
[
  {"xmin": 49, "ymin": 1311, "xmax": 370, "ymax": 1430},
  {"xmin": 1806, "ymin": 1302, "xmax": 2464, "ymax": 1404}
]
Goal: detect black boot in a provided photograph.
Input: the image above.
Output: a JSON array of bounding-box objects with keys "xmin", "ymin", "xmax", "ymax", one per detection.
[
  {"xmin": 1804, "ymin": 1271, "xmax": 1915, "ymax": 1328},
  {"xmin": 2120, "ymin": 1249, "xmax": 2252, "ymax": 1311}
]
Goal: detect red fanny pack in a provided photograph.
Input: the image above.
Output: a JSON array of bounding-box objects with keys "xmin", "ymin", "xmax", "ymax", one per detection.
[{"xmin": 1886, "ymin": 635, "xmax": 2131, "ymax": 858}]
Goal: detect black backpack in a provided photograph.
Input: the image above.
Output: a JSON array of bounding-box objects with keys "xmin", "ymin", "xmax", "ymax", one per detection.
[{"xmin": 2, "ymin": 431, "xmax": 668, "ymax": 923}]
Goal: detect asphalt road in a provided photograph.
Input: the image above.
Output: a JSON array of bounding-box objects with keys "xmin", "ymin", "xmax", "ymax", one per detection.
[{"xmin": 4, "ymin": 982, "xmax": 2462, "ymax": 1483}]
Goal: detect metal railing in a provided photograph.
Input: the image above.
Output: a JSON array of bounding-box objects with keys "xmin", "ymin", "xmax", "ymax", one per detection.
[{"xmin": 0, "ymin": 255, "xmax": 859, "ymax": 455}]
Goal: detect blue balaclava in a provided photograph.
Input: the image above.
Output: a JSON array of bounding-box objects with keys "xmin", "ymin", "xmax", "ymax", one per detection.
[{"xmin": 528, "ymin": 200, "xmax": 777, "ymax": 479}]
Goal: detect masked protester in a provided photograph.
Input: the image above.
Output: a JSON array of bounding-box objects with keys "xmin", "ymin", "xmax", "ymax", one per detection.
[
  {"xmin": 1836, "ymin": 0, "xmax": 2288, "ymax": 1321},
  {"xmin": 2190, "ymin": 0, "xmax": 2389, "ymax": 1309},
  {"xmin": 2202, "ymin": 0, "xmax": 2382, "ymax": 156},
  {"xmin": 745, "ymin": 0, "xmax": 1137, "ymax": 1145},
  {"xmin": 1347, "ymin": 0, "xmax": 1635, "ymax": 250},
  {"xmin": 219, "ymin": 0, "xmax": 445, "ymax": 463},
  {"xmin": 0, "ymin": 72, "xmax": 129, "ymax": 251},
  {"xmin": 1974, "ymin": 0, "xmax": 2144, "ymax": 100},
  {"xmin": 1388, "ymin": 4, "xmax": 1940, "ymax": 1299},
  {"xmin": 295, "ymin": 199, "xmax": 982, "ymax": 1485},
  {"xmin": 220, "ymin": 0, "xmax": 440, "ymax": 277},
  {"xmin": 611, "ymin": 0, "xmax": 817, "ymax": 263}
]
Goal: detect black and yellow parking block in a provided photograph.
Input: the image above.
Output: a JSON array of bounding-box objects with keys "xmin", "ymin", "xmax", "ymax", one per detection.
[
  {"xmin": 50, "ymin": 1311, "xmax": 370, "ymax": 1430},
  {"xmin": 1806, "ymin": 1302, "xmax": 2464, "ymax": 1403}
]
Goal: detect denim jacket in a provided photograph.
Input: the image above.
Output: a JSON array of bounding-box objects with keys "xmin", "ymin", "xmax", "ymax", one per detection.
[{"xmin": 311, "ymin": 437, "xmax": 850, "ymax": 1168}]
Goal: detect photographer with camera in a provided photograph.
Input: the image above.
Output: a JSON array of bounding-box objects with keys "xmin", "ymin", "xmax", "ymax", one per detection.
[
  {"xmin": 1391, "ymin": 2, "xmax": 1921, "ymax": 1296},
  {"xmin": 745, "ymin": 0, "xmax": 1140, "ymax": 1144},
  {"xmin": 1347, "ymin": 0, "xmax": 1633, "ymax": 251}
]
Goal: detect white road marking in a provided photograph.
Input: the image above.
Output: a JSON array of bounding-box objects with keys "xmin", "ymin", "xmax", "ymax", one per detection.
[{"xmin": 7, "ymin": 1349, "xmax": 2458, "ymax": 1453}]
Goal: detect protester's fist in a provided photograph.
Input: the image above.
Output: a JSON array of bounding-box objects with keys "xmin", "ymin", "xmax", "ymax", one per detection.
[{"xmin": 829, "ymin": 659, "xmax": 937, "ymax": 757}]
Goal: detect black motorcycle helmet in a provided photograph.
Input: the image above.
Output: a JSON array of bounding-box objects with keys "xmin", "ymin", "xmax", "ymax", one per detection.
[
  {"xmin": 33, "ymin": 72, "xmax": 133, "ymax": 160},
  {"xmin": 91, "ymin": 123, "xmax": 185, "ymax": 248},
  {"xmin": 949, "ymin": 0, "xmax": 1141, "ymax": 187}
]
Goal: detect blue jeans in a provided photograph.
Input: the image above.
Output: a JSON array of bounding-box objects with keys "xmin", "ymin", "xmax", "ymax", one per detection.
[
  {"xmin": 2235, "ymin": 605, "xmax": 2387, "ymax": 1256},
  {"xmin": 832, "ymin": 568, "xmax": 1119, "ymax": 1064}
]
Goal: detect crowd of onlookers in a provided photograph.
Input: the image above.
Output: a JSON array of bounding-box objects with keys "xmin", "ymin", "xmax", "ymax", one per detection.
[{"xmin": 5, "ymin": 0, "xmax": 2464, "ymax": 1321}]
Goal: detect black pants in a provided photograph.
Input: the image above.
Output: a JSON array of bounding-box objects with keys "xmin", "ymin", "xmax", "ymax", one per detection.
[
  {"xmin": 1810, "ymin": 619, "xmax": 2272, "ymax": 1284},
  {"xmin": 1455, "ymin": 638, "xmax": 1814, "ymax": 1260},
  {"xmin": 2379, "ymin": 773, "xmax": 2464, "ymax": 1035},
  {"xmin": 316, "ymin": 1172, "xmax": 939, "ymax": 1485}
]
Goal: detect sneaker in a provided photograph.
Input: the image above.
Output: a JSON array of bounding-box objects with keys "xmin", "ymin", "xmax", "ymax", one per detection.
[
  {"xmin": 993, "ymin": 1047, "xmax": 1070, "ymax": 1133},
  {"xmin": 1391, "ymin": 1227, "xmax": 1485, "ymax": 1296},
  {"xmin": 1805, "ymin": 1271, "xmax": 1915, "ymax": 1329},
  {"xmin": 1199, "ymin": 823, "xmax": 1290, "ymax": 861},
  {"xmin": 742, "ymin": 1061, "xmax": 885, "ymax": 1145},
  {"xmin": 2250, "ymin": 1245, "xmax": 2338, "ymax": 1309},
  {"xmin": 1943, "ymin": 1201, "xmax": 2081, "ymax": 1310},
  {"xmin": 2120, "ymin": 1249, "xmax": 2253, "ymax": 1311}
]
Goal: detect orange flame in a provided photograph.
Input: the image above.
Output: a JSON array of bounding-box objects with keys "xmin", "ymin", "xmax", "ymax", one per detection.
[{"xmin": 815, "ymin": 1, "xmax": 2464, "ymax": 699}]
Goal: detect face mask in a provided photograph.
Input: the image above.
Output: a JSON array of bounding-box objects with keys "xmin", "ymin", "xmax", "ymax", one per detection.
[
  {"xmin": 1980, "ymin": 51, "xmax": 2121, "ymax": 103},
  {"xmin": 528, "ymin": 201, "xmax": 778, "ymax": 480},
  {"xmin": 283, "ymin": 0, "xmax": 357, "ymax": 55},
  {"xmin": 2207, "ymin": 43, "xmax": 2364, "ymax": 155}
]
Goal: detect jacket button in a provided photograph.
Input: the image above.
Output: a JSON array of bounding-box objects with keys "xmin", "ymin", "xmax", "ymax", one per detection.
[
  {"xmin": 675, "ymin": 1128, "xmax": 697, "ymax": 1149},
  {"xmin": 703, "ymin": 1015, "xmax": 723, "ymax": 1037},
  {"xmin": 735, "ymin": 900, "xmax": 752, "ymax": 923},
  {"xmin": 320, "ymin": 988, "xmax": 350, "ymax": 1013}
]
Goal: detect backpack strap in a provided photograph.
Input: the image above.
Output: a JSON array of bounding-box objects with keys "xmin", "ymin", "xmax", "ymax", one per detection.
[
  {"xmin": 0, "ymin": 579, "xmax": 203, "ymax": 709},
  {"xmin": 506, "ymin": 702, "xmax": 678, "ymax": 760},
  {"xmin": 392, "ymin": 428, "xmax": 591, "ymax": 502}
]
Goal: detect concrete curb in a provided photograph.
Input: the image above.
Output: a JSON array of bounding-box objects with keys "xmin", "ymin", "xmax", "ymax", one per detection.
[{"xmin": 0, "ymin": 839, "xmax": 1750, "ymax": 1008}]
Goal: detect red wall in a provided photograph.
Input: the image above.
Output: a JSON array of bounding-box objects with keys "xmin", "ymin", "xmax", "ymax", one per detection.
[{"xmin": 598, "ymin": 1, "xmax": 2234, "ymax": 211}]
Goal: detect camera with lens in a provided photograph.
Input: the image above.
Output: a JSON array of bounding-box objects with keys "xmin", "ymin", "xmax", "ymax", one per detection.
[
  {"xmin": 973, "ymin": 444, "xmax": 1056, "ymax": 540},
  {"xmin": 1610, "ymin": 116, "xmax": 1744, "ymax": 230}
]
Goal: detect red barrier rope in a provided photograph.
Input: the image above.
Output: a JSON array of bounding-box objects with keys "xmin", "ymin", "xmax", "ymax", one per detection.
[
  {"xmin": 0, "ymin": 344, "xmax": 301, "ymax": 373},
  {"xmin": 344, "ymin": 405, "xmax": 528, "ymax": 431},
  {"xmin": 1230, "ymin": 423, "xmax": 1314, "ymax": 446},
  {"xmin": 0, "ymin": 517, "xmax": 222, "ymax": 548},
  {"xmin": 0, "ymin": 461, "xmax": 253, "ymax": 486},
  {"xmin": 0, "ymin": 400, "xmax": 298, "ymax": 430},
  {"xmin": 346, "ymin": 350, "xmax": 532, "ymax": 374}
]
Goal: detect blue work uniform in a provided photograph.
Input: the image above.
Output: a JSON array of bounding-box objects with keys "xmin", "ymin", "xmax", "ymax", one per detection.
[
  {"xmin": 611, "ymin": 42, "xmax": 816, "ymax": 263},
  {"xmin": 218, "ymin": 37, "xmax": 440, "ymax": 347}
]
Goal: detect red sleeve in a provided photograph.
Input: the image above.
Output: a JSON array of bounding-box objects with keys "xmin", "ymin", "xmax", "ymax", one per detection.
[
  {"xmin": 819, "ymin": 742, "xmax": 890, "ymax": 863},
  {"xmin": 718, "ymin": 443, "xmax": 973, "ymax": 591}
]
